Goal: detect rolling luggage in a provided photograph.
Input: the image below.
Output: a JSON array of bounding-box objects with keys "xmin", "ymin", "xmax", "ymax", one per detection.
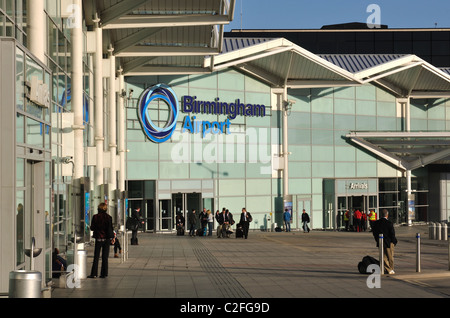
[
  {"xmin": 235, "ymin": 224, "xmax": 244, "ymax": 238},
  {"xmin": 176, "ymin": 225, "xmax": 184, "ymax": 236},
  {"xmin": 358, "ymin": 255, "xmax": 380, "ymax": 274}
]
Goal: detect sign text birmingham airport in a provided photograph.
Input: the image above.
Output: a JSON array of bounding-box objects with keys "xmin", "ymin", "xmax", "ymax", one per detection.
[{"xmin": 181, "ymin": 95, "xmax": 266, "ymax": 138}]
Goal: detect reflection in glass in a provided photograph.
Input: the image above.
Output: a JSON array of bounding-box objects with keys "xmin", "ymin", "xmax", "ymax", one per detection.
[{"xmin": 16, "ymin": 191, "xmax": 24, "ymax": 266}]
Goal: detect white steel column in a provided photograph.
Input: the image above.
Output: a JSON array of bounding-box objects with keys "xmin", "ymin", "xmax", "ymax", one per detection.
[
  {"xmin": 108, "ymin": 47, "xmax": 117, "ymax": 188},
  {"xmin": 405, "ymin": 97, "xmax": 413, "ymax": 225},
  {"xmin": 27, "ymin": 0, "xmax": 46, "ymax": 62},
  {"xmin": 282, "ymin": 86, "xmax": 289, "ymax": 198},
  {"xmin": 94, "ymin": 19, "xmax": 104, "ymax": 186},
  {"xmin": 71, "ymin": 0, "xmax": 84, "ymax": 179},
  {"xmin": 118, "ymin": 70, "xmax": 126, "ymax": 192}
]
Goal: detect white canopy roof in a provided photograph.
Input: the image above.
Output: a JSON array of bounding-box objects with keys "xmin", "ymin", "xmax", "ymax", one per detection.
[{"xmin": 83, "ymin": 0, "xmax": 236, "ymax": 75}]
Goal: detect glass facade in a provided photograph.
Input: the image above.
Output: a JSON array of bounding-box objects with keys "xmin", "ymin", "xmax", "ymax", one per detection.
[
  {"xmin": 2, "ymin": 0, "xmax": 450, "ymax": 295},
  {"xmin": 125, "ymin": 73, "xmax": 447, "ymax": 230}
]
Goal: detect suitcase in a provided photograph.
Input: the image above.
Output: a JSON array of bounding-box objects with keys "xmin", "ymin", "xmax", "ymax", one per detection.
[
  {"xmin": 176, "ymin": 225, "xmax": 184, "ymax": 236},
  {"xmin": 358, "ymin": 255, "xmax": 380, "ymax": 274},
  {"xmin": 236, "ymin": 226, "xmax": 244, "ymax": 238},
  {"xmin": 196, "ymin": 228, "xmax": 204, "ymax": 236}
]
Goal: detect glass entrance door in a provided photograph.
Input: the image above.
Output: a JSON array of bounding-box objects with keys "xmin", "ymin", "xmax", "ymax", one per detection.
[
  {"xmin": 172, "ymin": 193, "xmax": 202, "ymax": 231},
  {"xmin": 159, "ymin": 199, "xmax": 171, "ymax": 231},
  {"xmin": 297, "ymin": 199, "xmax": 311, "ymax": 230},
  {"xmin": 337, "ymin": 195, "xmax": 378, "ymax": 231}
]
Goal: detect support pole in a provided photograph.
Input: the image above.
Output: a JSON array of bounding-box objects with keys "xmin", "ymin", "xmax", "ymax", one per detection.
[
  {"xmin": 27, "ymin": 0, "xmax": 46, "ymax": 62},
  {"xmin": 448, "ymin": 235, "xmax": 450, "ymax": 271},
  {"xmin": 282, "ymin": 86, "xmax": 289, "ymax": 199},
  {"xmin": 108, "ymin": 46, "xmax": 117, "ymax": 189},
  {"xmin": 71, "ymin": 0, "xmax": 84, "ymax": 180},
  {"xmin": 379, "ymin": 234, "xmax": 384, "ymax": 275},
  {"xmin": 94, "ymin": 17, "xmax": 104, "ymax": 188},
  {"xmin": 118, "ymin": 70, "xmax": 126, "ymax": 192},
  {"xmin": 416, "ymin": 233, "xmax": 421, "ymax": 272}
]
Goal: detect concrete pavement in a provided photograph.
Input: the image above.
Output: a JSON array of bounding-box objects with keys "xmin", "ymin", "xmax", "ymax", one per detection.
[{"xmin": 50, "ymin": 224, "xmax": 450, "ymax": 302}]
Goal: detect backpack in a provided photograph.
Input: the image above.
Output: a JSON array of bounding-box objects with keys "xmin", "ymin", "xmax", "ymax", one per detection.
[{"xmin": 358, "ymin": 255, "xmax": 380, "ymax": 274}]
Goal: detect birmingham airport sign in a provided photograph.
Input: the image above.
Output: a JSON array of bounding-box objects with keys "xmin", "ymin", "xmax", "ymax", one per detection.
[{"xmin": 138, "ymin": 84, "xmax": 266, "ymax": 143}]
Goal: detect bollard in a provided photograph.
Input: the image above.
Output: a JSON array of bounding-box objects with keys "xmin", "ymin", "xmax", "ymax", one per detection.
[
  {"xmin": 8, "ymin": 270, "xmax": 42, "ymax": 298},
  {"xmin": 77, "ymin": 250, "xmax": 87, "ymax": 279},
  {"xmin": 379, "ymin": 234, "xmax": 384, "ymax": 275},
  {"xmin": 67, "ymin": 249, "xmax": 88, "ymax": 279},
  {"xmin": 429, "ymin": 222, "xmax": 435, "ymax": 239},
  {"xmin": 416, "ymin": 233, "xmax": 421, "ymax": 273},
  {"xmin": 437, "ymin": 223, "xmax": 442, "ymax": 240},
  {"xmin": 448, "ymin": 235, "xmax": 450, "ymax": 271}
]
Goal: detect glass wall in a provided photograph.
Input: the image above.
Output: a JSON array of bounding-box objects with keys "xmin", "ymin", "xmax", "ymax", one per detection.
[
  {"xmin": 126, "ymin": 72, "xmax": 439, "ymax": 230},
  {"xmin": 0, "ymin": 0, "xmax": 27, "ymax": 46},
  {"xmin": 44, "ymin": 2, "xmax": 94, "ymax": 264},
  {"xmin": 15, "ymin": 45, "xmax": 52, "ymax": 281}
]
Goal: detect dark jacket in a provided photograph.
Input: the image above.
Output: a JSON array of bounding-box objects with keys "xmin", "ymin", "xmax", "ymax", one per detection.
[
  {"xmin": 188, "ymin": 211, "xmax": 198, "ymax": 226},
  {"xmin": 301, "ymin": 212, "xmax": 310, "ymax": 223},
  {"xmin": 240, "ymin": 212, "xmax": 252, "ymax": 223},
  {"xmin": 372, "ymin": 217, "xmax": 397, "ymax": 249},
  {"xmin": 91, "ymin": 211, "xmax": 114, "ymax": 240},
  {"xmin": 217, "ymin": 212, "xmax": 234, "ymax": 225}
]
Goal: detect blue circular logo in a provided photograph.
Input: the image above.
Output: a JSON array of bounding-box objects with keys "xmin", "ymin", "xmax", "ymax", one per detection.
[{"xmin": 137, "ymin": 84, "xmax": 179, "ymax": 143}]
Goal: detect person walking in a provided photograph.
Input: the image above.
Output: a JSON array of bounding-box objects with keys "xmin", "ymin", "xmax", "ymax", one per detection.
[
  {"xmin": 218, "ymin": 208, "xmax": 233, "ymax": 238},
  {"xmin": 344, "ymin": 210, "xmax": 350, "ymax": 231},
  {"xmin": 368, "ymin": 209, "xmax": 377, "ymax": 231},
  {"xmin": 207, "ymin": 210, "xmax": 214, "ymax": 236},
  {"xmin": 88, "ymin": 203, "xmax": 115, "ymax": 278},
  {"xmin": 372, "ymin": 209, "xmax": 398, "ymax": 274},
  {"xmin": 301, "ymin": 209, "xmax": 310, "ymax": 233},
  {"xmin": 188, "ymin": 209, "xmax": 197, "ymax": 237},
  {"xmin": 215, "ymin": 209, "xmax": 222, "ymax": 238},
  {"xmin": 199, "ymin": 208, "xmax": 208, "ymax": 236},
  {"xmin": 130, "ymin": 207, "xmax": 141, "ymax": 245},
  {"xmin": 353, "ymin": 209, "xmax": 362, "ymax": 232},
  {"xmin": 239, "ymin": 208, "xmax": 252, "ymax": 239},
  {"xmin": 283, "ymin": 209, "xmax": 291, "ymax": 232}
]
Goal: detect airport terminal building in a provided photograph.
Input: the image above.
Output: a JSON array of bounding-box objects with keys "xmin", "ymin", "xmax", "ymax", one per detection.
[{"xmin": 1, "ymin": 0, "xmax": 450, "ymax": 293}]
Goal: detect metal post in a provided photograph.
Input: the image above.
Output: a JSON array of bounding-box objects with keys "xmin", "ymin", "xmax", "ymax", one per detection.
[
  {"xmin": 448, "ymin": 235, "xmax": 450, "ymax": 271},
  {"xmin": 379, "ymin": 234, "xmax": 384, "ymax": 275},
  {"xmin": 430, "ymin": 222, "xmax": 436, "ymax": 240},
  {"xmin": 416, "ymin": 233, "xmax": 421, "ymax": 272},
  {"xmin": 437, "ymin": 222, "xmax": 442, "ymax": 240}
]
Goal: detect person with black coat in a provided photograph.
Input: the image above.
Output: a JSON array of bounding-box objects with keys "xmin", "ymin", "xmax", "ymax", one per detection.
[
  {"xmin": 130, "ymin": 207, "xmax": 141, "ymax": 245},
  {"xmin": 372, "ymin": 209, "xmax": 398, "ymax": 274},
  {"xmin": 301, "ymin": 209, "xmax": 310, "ymax": 233},
  {"xmin": 239, "ymin": 208, "xmax": 252, "ymax": 239},
  {"xmin": 88, "ymin": 203, "xmax": 115, "ymax": 278}
]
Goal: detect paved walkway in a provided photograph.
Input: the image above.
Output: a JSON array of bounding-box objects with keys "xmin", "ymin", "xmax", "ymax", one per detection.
[{"xmin": 51, "ymin": 224, "xmax": 450, "ymax": 302}]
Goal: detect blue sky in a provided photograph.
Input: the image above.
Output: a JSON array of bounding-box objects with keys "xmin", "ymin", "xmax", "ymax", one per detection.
[{"xmin": 225, "ymin": 0, "xmax": 450, "ymax": 31}]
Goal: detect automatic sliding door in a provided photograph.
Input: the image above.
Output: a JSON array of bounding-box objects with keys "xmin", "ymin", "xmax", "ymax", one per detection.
[
  {"xmin": 169, "ymin": 193, "xmax": 202, "ymax": 232},
  {"xmin": 159, "ymin": 199, "xmax": 172, "ymax": 231}
]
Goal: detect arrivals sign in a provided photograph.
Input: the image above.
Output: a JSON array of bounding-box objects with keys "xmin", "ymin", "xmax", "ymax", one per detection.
[{"xmin": 138, "ymin": 84, "xmax": 267, "ymax": 143}]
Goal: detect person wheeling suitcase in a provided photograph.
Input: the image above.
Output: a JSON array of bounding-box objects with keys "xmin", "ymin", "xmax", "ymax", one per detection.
[{"xmin": 239, "ymin": 208, "xmax": 252, "ymax": 239}]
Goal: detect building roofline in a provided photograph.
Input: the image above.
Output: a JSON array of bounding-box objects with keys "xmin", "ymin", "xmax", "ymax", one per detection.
[{"xmin": 228, "ymin": 28, "xmax": 450, "ymax": 33}]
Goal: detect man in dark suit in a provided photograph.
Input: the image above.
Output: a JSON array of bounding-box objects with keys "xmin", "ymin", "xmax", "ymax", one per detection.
[
  {"xmin": 239, "ymin": 208, "xmax": 252, "ymax": 239},
  {"xmin": 218, "ymin": 208, "xmax": 233, "ymax": 238},
  {"xmin": 372, "ymin": 209, "xmax": 398, "ymax": 274}
]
